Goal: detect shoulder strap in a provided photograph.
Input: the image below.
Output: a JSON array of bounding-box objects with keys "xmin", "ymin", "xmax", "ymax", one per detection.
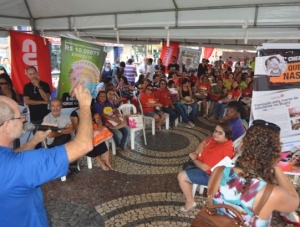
[
  {"xmin": 207, "ymin": 166, "xmax": 225, "ymax": 205},
  {"xmin": 253, "ymin": 184, "xmax": 274, "ymax": 216}
]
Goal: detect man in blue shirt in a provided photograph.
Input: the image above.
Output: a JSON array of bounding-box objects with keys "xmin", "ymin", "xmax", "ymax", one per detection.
[
  {"xmin": 220, "ymin": 101, "xmax": 245, "ymax": 141},
  {"xmin": 0, "ymin": 84, "xmax": 93, "ymax": 226}
]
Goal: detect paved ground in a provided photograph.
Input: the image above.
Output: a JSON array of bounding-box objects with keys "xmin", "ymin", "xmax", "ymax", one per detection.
[{"xmin": 42, "ymin": 117, "xmax": 292, "ymax": 227}]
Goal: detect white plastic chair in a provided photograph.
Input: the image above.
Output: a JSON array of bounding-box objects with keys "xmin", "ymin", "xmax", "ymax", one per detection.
[
  {"xmin": 137, "ymin": 96, "xmax": 170, "ymax": 132},
  {"xmin": 137, "ymin": 96, "xmax": 156, "ymax": 135},
  {"xmin": 192, "ymin": 156, "xmax": 235, "ymax": 196},
  {"xmin": 118, "ymin": 103, "xmax": 147, "ymax": 150},
  {"xmin": 86, "ymin": 137, "xmax": 116, "ymax": 169}
]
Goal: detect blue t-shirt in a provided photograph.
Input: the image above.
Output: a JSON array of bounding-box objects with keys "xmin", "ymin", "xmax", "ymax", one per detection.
[
  {"xmin": 0, "ymin": 145, "xmax": 68, "ymax": 227},
  {"xmin": 228, "ymin": 118, "xmax": 245, "ymax": 141}
]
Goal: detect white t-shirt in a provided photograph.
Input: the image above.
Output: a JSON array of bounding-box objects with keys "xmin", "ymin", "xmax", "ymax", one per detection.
[
  {"xmin": 139, "ymin": 63, "xmax": 147, "ymax": 74},
  {"xmin": 146, "ymin": 65, "xmax": 155, "ymax": 81}
]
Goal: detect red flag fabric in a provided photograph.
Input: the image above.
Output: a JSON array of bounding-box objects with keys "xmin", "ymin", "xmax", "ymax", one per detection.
[
  {"xmin": 159, "ymin": 41, "xmax": 180, "ymax": 74},
  {"xmin": 10, "ymin": 30, "xmax": 52, "ymax": 95},
  {"xmin": 203, "ymin": 47, "xmax": 215, "ymax": 60}
]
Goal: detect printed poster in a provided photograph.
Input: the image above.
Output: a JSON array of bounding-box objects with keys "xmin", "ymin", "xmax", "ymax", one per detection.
[
  {"xmin": 252, "ymin": 44, "xmax": 300, "ymax": 175},
  {"xmin": 58, "ymin": 36, "xmax": 106, "ymax": 108},
  {"xmin": 279, "ymin": 136, "xmax": 300, "ymax": 174},
  {"xmin": 251, "ymin": 89, "xmax": 300, "ymax": 138},
  {"xmin": 255, "ymin": 44, "xmax": 300, "ymax": 91},
  {"xmin": 177, "ymin": 47, "xmax": 201, "ymax": 73}
]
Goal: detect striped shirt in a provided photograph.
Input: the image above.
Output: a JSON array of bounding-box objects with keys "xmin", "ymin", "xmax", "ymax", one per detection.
[{"xmin": 124, "ymin": 64, "xmax": 137, "ymax": 83}]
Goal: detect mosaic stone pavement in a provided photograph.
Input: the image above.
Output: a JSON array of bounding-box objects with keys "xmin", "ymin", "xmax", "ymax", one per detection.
[{"xmin": 42, "ymin": 117, "xmax": 293, "ymax": 227}]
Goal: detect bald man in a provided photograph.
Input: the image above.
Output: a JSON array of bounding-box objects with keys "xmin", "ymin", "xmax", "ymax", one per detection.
[{"xmin": 0, "ymin": 84, "xmax": 93, "ymax": 226}]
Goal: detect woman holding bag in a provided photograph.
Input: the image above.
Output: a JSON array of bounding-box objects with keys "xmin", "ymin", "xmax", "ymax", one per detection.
[
  {"xmin": 208, "ymin": 120, "xmax": 299, "ymax": 226},
  {"xmin": 93, "ymin": 91, "xmax": 130, "ymax": 152},
  {"xmin": 71, "ymin": 110, "xmax": 113, "ymax": 171},
  {"xmin": 177, "ymin": 123, "xmax": 234, "ymax": 212}
]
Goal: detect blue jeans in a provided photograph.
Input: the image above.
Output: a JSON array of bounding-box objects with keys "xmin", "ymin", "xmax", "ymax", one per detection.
[
  {"xmin": 174, "ymin": 102, "xmax": 190, "ymax": 123},
  {"xmin": 213, "ymin": 102, "xmax": 228, "ymax": 119},
  {"xmin": 109, "ymin": 126, "xmax": 130, "ymax": 149},
  {"xmin": 185, "ymin": 103, "xmax": 197, "ymax": 121},
  {"xmin": 162, "ymin": 106, "xmax": 180, "ymax": 123}
]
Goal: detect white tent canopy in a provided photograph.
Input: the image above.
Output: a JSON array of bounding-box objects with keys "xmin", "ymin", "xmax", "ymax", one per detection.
[{"xmin": 1, "ymin": 0, "xmax": 300, "ymax": 49}]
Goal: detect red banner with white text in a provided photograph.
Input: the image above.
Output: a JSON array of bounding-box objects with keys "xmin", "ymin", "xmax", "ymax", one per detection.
[
  {"xmin": 160, "ymin": 41, "xmax": 180, "ymax": 74},
  {"xmin": 10, "ymin": 30, "xmax": 52, "ymax": 95}
]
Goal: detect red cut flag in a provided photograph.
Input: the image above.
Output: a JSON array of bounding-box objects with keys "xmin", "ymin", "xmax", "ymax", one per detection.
[
  {"xmin": 203, "ymin": 47, "xmax": 215, "ymax": 59},
  {"xmin": 160, "ymin": 41, "xmax": 180, "ymax": 74},
  {"xmin": 10, "ymin": 30, "xmax": 52, "ymax": 95}
]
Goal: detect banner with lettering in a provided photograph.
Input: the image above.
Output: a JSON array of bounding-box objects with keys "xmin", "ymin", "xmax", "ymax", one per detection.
[
  {"xmin": 252, "ymin": 43, "xmax": 300, "ymax": 174},
  {"xmin": 10, "ymin": 30, "xmax": 52, "ymax": 95},
  {"xmin": 58, "ymin": 36, "xmax": 106, "ymax": 108},
  {"xmin": 254, "ymin": 44, "xmax": 300, "ymax": 91},
  {"xmin": 159, "ymin": 41, "xmax": 180, "ymax": 74}
]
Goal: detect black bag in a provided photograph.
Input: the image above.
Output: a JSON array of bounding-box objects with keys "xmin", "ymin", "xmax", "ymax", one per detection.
[{"xmin": 182, "ymin": 159, "xmax": 197, "ymax": 170}]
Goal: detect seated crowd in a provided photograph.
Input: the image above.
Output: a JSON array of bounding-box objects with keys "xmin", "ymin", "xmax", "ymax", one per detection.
[{"xmin": 0, "ymin": 57, "xmax": 298, "ymax": 226}]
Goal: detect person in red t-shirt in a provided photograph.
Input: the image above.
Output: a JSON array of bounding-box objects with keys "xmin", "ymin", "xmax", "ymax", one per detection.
[
  {"xmin": 177, "ymin": 70, "xmax": 189, "ymax": 85},
  {"xmin": 155, "ymin": 79, "xmax": 180, "ymax": 127},
  {"xmin": 140, "ymin": 84, "xmax": 166, "ymax": 131},
  {"xmin": 195, "ymin": 75, "xmax": 211, "ymax": 117},
  {"xmin": 210, "ymin": 80, "xmax": 241, "ymax": 120},
  {"xmin": 178, "ymin": 122, "xmax": 234, "ymax": 212},
  {"xmin": 188, "ymin": 69, "xmax": 198, "ymax": 87},
  {"xmin": 242, "ymin": 80, "xmax": 253, "ymax": 98}
]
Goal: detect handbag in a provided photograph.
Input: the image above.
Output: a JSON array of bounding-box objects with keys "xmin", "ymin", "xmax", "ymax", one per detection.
[
  {"xmin": 127, "ymin": 114, "xmax": 143, "ymax": 128},
  {"xmin": 93, "ymin": 126, "xmax": 113, "ymax": 146},
  {"xmin": 191, "ymin": 166, "xmax": 274, "ymax": 227},
  {"xmin": 210, "ymin": 94, "xmax": 221, "ymax": 101},
  {"xmin": 182, "ymin": 159, "xmax": 197, "ymax": 170}
]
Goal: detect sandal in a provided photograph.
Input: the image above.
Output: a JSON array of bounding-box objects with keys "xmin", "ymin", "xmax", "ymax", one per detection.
[
  {"xmin": 122, "ymin": 148, "xmax": 131, "ymax": 152},
  {"xmin": 180, "ymin": 202, "xmax": 197, "ymax": 212},
  {"xmin": 100, "ymin": 165, "xmax": 109, "ymax": 171},
  {"xmin": 107, "ymin": 165, "xmax": 115, "ymax": 171}
]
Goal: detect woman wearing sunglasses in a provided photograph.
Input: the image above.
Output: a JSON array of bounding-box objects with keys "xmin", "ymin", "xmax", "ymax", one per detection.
[
  {"xmin": 208, "ymin": 120, "xmax": 298, "ymax": 226},
  {"xmin": 178, "ymin": 123, "xmax": 234, "ymax": 212},
  {"xmin": 140, "ymin": 84, "xmax": 166, "ymax": 131},
  {"xmin": 155, "ymin": 79, "xmax": 180, "ymax": 128},
  {"xmin": 0, "ymin": 73, "xmax": 21, "ymax": 104}
]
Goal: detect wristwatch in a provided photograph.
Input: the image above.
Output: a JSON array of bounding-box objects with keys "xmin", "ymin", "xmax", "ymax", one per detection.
[
  {"xmin": 57, "ymin": 130, "xmax": 62, "ymax": 134},
  {"xmin": 37, "ymin": 86, "xmax": 42, "ymax": 89}
]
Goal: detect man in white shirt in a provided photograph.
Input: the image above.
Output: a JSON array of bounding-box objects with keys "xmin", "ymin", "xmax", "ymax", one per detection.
[
  {"xmin": 138, "ymin": 57, "xmax": 148, "ymax": 75},
  {"xmin": 145, "ymin": 58, "xmax": 155, "ymax": 81}
]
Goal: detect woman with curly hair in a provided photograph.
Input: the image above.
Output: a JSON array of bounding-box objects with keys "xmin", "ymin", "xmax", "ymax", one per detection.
[{"xmin": 209, "ymin": 120, "xmax": 299, "ymax": 226}]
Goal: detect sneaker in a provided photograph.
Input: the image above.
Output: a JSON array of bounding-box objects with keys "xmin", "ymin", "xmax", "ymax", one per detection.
[{"xmin": 185, "ymin": 124, "xmax": 192, "ymax": 129}]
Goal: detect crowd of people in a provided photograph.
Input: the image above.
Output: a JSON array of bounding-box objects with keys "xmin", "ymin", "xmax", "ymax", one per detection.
[{"xmin": 0, "ymin": 55, "xmax": 298, "ymax": 226}]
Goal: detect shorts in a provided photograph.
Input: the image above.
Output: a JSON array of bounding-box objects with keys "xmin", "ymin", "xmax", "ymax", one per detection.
[
  {"xmin": 184, "ymin": 168, "xmax": 210, "ymax": 185},
  {"xmin": 145, "ymin": 112, "xmax": 156, "ymax": 117}
]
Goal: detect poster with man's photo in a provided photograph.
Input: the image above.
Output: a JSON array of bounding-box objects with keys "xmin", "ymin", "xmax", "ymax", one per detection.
[
  {"xmin": 177, "ymin": 47, "xmax": 201, "ymax": 74},
  {"xmin": 254, "ymin": 43, "xmax": 300, "ymax": 91},
  {"xmin": 58, "ymin": 36, "xmax": 107, "ymax": 108}
]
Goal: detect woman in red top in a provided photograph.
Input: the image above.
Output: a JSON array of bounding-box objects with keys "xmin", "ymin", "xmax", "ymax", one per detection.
[
  {"xmin": 210, "ymin": 80, "xmax": 241, "ymax": 120},
  {"xmin": 195, "ymin": 75, "xmax": 211, "ymax": 117},
  {"xmin": 242, "ymin": 80, "xmax": 253, "ymax": 98},
  {"xmin": 140, "ymin": 84, "xmax": 166, "ymax": 131},
  {"xmin": 155, "ymin": 79, "xmax": 180, "ymax": 127},
  {"xmin": 178, "ymin": 123, "xmax": 234, "ymax": 212}
]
